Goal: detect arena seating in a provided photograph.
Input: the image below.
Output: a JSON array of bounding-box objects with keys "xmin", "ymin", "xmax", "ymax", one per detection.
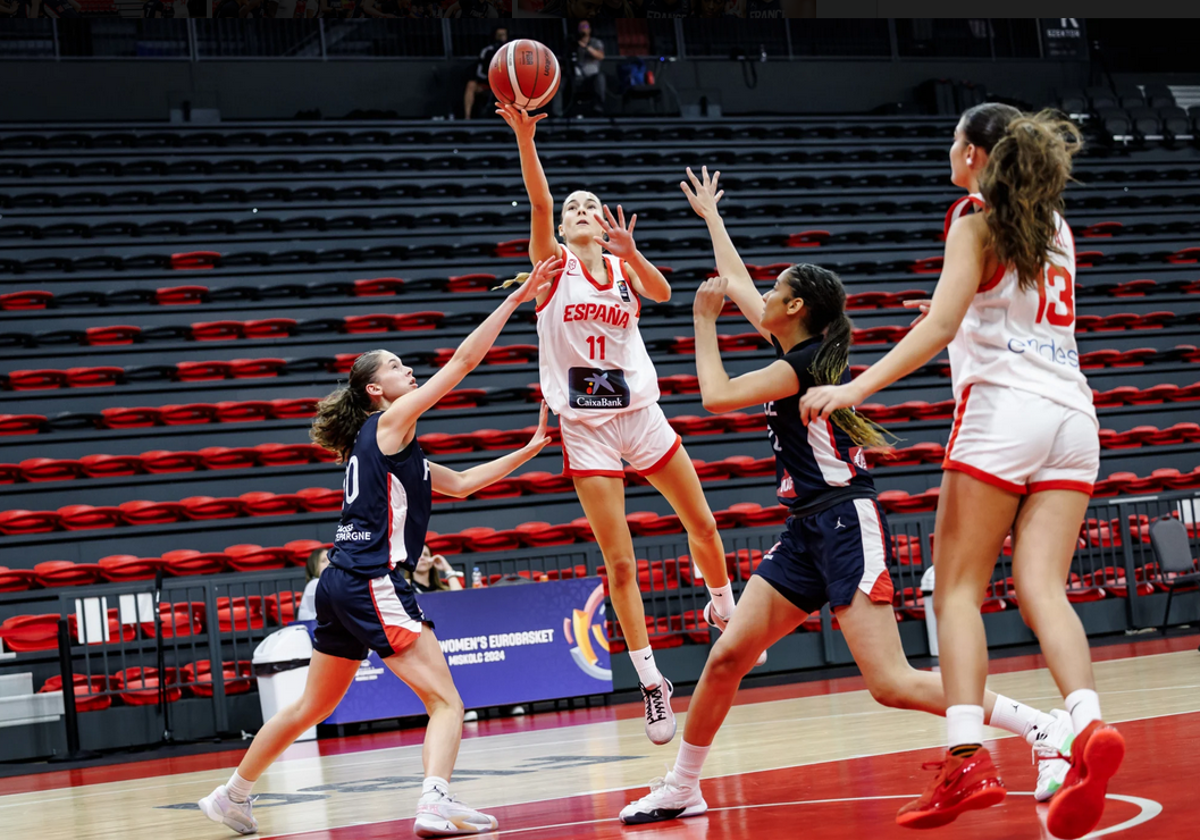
[{"xmin": 2, "ymin": 110, "xmax": 1198, "ymax": 663}]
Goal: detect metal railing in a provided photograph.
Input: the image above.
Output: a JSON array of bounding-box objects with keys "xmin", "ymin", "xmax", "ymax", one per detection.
[
  {"xmin": 23, "ymin": 487, "xmax": 1199, "ymax": 754},
  {"xmin": 0, "ymin": 18, "xmax": 1048, "ymax": 62}
]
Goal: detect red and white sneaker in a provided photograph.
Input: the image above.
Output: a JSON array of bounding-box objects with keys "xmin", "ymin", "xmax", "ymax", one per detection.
[
  {"xmin": 1045, "ymin": 720, "xmax": 1125, "ymax": 839},
  {"xmin": 703, "ymin": 601, "xmax": 766, "ymax": 667},
  {"xmin": 896, "ymin": 748, "xmax": 1006, "ymax": 829}
]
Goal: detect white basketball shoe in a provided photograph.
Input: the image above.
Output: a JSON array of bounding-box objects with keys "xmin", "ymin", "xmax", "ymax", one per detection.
[
  {"xmin": 641, "ymin": 677, "xmax": 677, "ymax": 745},
  {"xmin": 619, "ymin": 771, "xmax": 708, "ymax": 825},
  {"xmin": 199, "ymin": 785, "xmax": 258, "ymax": 835},
  {"xmin": 1034, "ymin": 709, "xmax": 1076, "ymax": 802},
  {"xmin": 413, "ymin": 791, "xmax": 499, "ymax": 837}
]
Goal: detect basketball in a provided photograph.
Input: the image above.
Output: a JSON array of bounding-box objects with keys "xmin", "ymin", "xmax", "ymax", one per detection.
[{"xmin": 488, "ymin": 39, "xmax": 560, "ymax": 111}]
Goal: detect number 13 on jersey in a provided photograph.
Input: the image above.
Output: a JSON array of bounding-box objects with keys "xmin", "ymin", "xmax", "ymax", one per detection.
[{"xmin": 1036, "ymin": 265, "xmax": 1074, "ymax": 327}]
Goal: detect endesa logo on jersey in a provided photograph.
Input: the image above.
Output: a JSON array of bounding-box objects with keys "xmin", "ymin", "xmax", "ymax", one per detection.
[
  {"xmin": 568, "ymin": 367, "xmax": 631, "ymax": 409},
  {"xmin": 562, "ymin": 302, "xmax": 631, "ymax": 329},
  {"xmin": 1007, "ymin": 337, "xmax": 1080, "ymax": 368}
]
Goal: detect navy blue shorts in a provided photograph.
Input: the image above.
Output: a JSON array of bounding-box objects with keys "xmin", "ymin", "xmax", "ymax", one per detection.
[
  {"xmin": 754, "ymin": 497, "xmax": 895, "ymax": 615},
  {"xmin": 313, "ymin": 565, "xmax": 429, "ymax": 661}
]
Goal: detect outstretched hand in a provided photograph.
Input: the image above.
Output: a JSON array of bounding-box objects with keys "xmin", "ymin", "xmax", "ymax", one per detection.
[
  {"xmin": 903, "ymin": 298, "xmax": 933, "ymax": 326},
  {"xmin": 508, "ymin": 255, "xmax": 562, "ymax": 305},
  {"xmin": 495, "ymin": 102, "xmax": 547, "ymax": 141},
  {"xmin": 680, "ymin": 165, "xmax": 724, "ymax": 221},
  {"xmin": 592, "ymin": 204, "xmax": 639, "ymax": 260},
  {"xmin": 525, "ymin": 402, "xmax": 553, "ymax": 453},
  {"xmin": 693, "ymin": 276, "xmax": 729, "ymax": 322},
  {"xmin": 799, "ymin": 383, "xmax": 864, "ymax": 426}
]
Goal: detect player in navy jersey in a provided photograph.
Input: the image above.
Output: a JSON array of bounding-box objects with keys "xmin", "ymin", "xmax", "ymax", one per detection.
[
  {"xmin": 619, "ymin": 166, "xmax": 1069, "ymax": 825},
  {"xmin": 199, "ymin": 257, "xmax": 559, "ymax": 839}
]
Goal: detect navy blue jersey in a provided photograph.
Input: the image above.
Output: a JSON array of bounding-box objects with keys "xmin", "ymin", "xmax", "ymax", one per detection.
[
  {"xmin": 767, "ymin": 336, "xmax": 876, "ymax": 513},
  {"xmin": 328, "ymin": 413, "xmax": 432, "ymax": 578}
]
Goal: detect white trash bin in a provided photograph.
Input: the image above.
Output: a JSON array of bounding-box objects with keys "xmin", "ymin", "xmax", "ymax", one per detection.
[{"xmin": 253, "ymin": 625, "xmax": 316, "ymax": 741}]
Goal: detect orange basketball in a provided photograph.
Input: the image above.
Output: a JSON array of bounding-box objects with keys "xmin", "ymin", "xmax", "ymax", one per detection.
[{"xmin": 489, "ymin": 39, "xmax": 560, "ymax": 111}]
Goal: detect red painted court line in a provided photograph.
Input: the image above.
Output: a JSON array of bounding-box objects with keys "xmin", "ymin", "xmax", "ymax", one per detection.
[
  {"xmin": 0, "ymin": 632, "xmax": 1193, "ymax": 796},
  {"xmin": 277, "ymin": 710, "xmax": 1197, "ymax": 840}
]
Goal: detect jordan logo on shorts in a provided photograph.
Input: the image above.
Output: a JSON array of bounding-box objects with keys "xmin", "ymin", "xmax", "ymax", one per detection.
[
  {"xmin": 835, "ymin": 517, "xmax": 846, "ymax": 529},
  {"xmin": 569, "ymin": 367, "xmax": 630, "ymax": 409}
]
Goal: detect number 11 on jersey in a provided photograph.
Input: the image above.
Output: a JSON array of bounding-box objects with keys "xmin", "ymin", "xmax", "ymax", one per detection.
[{"xmin": 585, "ymin": 335, "xmax": 606, "ymax": 360}]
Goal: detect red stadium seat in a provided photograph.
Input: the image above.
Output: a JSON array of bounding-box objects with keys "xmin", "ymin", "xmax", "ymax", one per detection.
[
  {"xmin": 216, "ymin": 596, "xmax": 265, "ymax": 632},
  {"xmin": 419, "ymin": 433, "xmax": 476, "ymax": 455},
  {"xmin": 0, "ymin": 614, "xmax": 61, "ymax": 651},
  {"xmin": 140, "ymin": 450, "xmax": 205, "ymax": 473},
  {"xmin": 80, "ymin": 454, "xmax": 144, "ymax": 478},
  {"xmin": 8, "ymin": 369, "xmax": 68, "ymax": 390},
  {"xmin": 296, "ymin": 487, "xmax": 343, "ymax": 512},
  {"xmin": 40, "ymin": 674, "xmax": 111, "ymax": 712},
  {"xmin": 57, "ymin": 505, "xmax": 123, "ymax": 530},
  {"xmin": 626, "ymin": 511, "xmax": 683, "ymax": 536},
  {"xmin": 243, "ymin": 318, "xmax": 296, "ymax": 340},
  {"xmin": 515, "ymin": 521, "xmax": 578, "ymax": 547},
  {"xmin": 353, "ymin": 277, "xmax": 405, "ymax": 297},
  {"xmin": 396, "ymin": 311, "xmax": 444, "ymax": 331},
  {"xmin": 142, "ymin": 601, "xmax": 206, "ymax": 638},
  {"xmin": 0, "ymin": 509, "xmax": 60, "ymax": 534},
  {"xmin": 19, "ymin": 458, "xmax": 84, "ymax": 482},
  {"xmin": 471, "ymin": 479, "xmax": 524, "ymax": 500},
  {"xmin": 238, "ymin": 493, "xmax": 304, "ymax": 517},
  {"xmin": 264, "ymin": 592, "xmax": 304, "ymax": 625},
  {"xmin": 435, "ymin": 389, "xmax": 487, "ymax": 409},
  {"xmin": 114, "ymin": 667, "xmax": 182, "ymax": 705},
  {"xmin": 175, "ymin": 360, "xmax": 233, "ymax": 381},
  {"xmin": 343, "ymin": 313, "xmax": 395, "ymax": 334},
  {"xmin": 225, "ymin": 544, "xmax": 290, "ymax": 571},
  {"xmin": 156, "ymin": 285, "xmax": 208, "ymax": 305},
  {"xmin": 0, "ymin": 413, "xmax": 48, "ymax": 435},
  {"xmin": 182, "ymin": 660, "xmax": 254, "ymax": 697},
  {"xmin": 425, "ymin": 531, "xmax": 465, "ymax": 554},
  {"xmin": 180, "ymin": 496, "xmax": 244, "ymax": 520},
  {"xmin": 192, "ymin": 320, "xmax": 244, "ymax": 341},
  {"xmin": 0, "ymin": 290, "xmax": 53, "ymax": 310},
  {"xmin": 158, "ymin": 403, "xmax": 218, "ymax": 425},
  {"xmin": 254, "ymin": 443, "xmax": 323, "ymax": 466},
  {"xmin": 85, "ymin": 325, "xmax": 141, "ymax": 346},
  {"xmin": 35, "ymin": 561, "xmax": 104, "ymax": 587},
  {"xmin": 68, "ymin": 607, "xmax": 137, "ymax": 644},
  {"xmin": 270, "ymin": 397, "xmax": 320, "ymax": 419},
  {"xmin": 722, "ymin": 456, "xmax": 776, "ymax": 477},
  {"xmin": 66, "ymin": 367, "xmax": 124, "ymax": 388},
  {"xmin": 199, "ymin": 447, "xmax": 261, "ymax": 470},
  {"xmin": 98, "ymin": 555, "xmax": 164, "ymax": 582},
  {"xmin": 284, "ymin": 539, "xmax": 330, "ymax": 566},
  {"xmin": 215, "ymin": 401, "xmax": 274, "ymax": 423},
  {"xmin": 161, "ymin": 550, "xmax": 230, "ymax": 577},
  {"xmin": 0, "ymin": 566, "xmax": 39, "ymax": 592},
  {"xmin": 229, "ymin": 358, "xmax": 286, "ymax": 379},
  {"xmin": 727, "ymin": 502, "xmax": 788, "ymax": 527}
]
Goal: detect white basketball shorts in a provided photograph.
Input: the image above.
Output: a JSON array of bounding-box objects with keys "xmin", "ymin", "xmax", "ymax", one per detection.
[{"xmin": 558, "ymin": 403, "xmax": 681, "ymax": 478}]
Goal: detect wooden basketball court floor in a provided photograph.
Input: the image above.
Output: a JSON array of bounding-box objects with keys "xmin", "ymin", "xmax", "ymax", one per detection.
[{"xmin": 2, "ymin": 635, "xmax": 1197, "ymax": 840}]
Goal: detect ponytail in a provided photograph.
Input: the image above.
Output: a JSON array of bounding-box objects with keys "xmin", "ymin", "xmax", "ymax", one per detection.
[
  {"xmin": 493, "ymin": 272, "xmax": 531, "ymax": 291},
  {"xmin": 978, "ymin": 109, "xmax": 1082, "ymax": 291},
  {"xmin": 781, "ymin": 264, "xmax": 893, "ymax": 449},
  {"xmin": 309, "ymin": 349, "xmax": 387, "ymax": 463}
]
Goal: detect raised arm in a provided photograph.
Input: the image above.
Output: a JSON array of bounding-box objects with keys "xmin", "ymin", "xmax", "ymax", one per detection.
[
  {"xmin": 682, "ymin": 166, "xmax": 768, "ymax": 340},
  {"xmin": 497, "ymin": 103, "xmax": 558, "ymax": 266},
  {"xmin": 693, "ymin": 277, "xmax": 801, "ymax": 413},
  {"xmin": 429, "ymin": 403, "xmax": 553, "ymax": 498},
  {"xmin": 593, "ymin": 204, "xmax": 671, "ymax": 303},
  {"xmin": 799, "ymin": 214, "xmax": 988, "ymax": 424},
  {"xmin": 376, "ymin": 255, "xmax": 560, "ymax": 451}
]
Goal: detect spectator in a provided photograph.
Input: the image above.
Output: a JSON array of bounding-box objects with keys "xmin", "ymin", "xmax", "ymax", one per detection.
[
  {"xmin": 596, "ymin": 0, "xmax": 635, "ymax": 17},
  {"xmin": 573, "ymin": 21, "xmax": 607, "ymax": 116},
  {"xmin": 540, "ymin": 0, "xmax": 602, "ymax": 17},
  {"xmin": 296, "ymin": 547, "xmax": 329, "ymax": 622},
  {"xmin": 408, "ymin": 545, "xmax": 465, "ymax": 593},
  {"xmin": 464, "ymin": 26, "xmax": 507, "ymax": 121}
]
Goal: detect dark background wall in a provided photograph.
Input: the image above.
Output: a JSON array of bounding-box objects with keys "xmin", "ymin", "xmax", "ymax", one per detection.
[{"xmin": 0, "ymin": 57, "xmax": 1094, "ymax": 122}]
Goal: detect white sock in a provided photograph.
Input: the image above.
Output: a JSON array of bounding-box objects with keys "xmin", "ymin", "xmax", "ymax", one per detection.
[
  {"xmin": 1065, "ymin": 689, "xmax": 1102, "ymax": 734},
  {"xmin": 630, "ymin": 646, "xmax": 661, "ymax": 689},
  {"xmin": 226, "ymin": 770, "xmax": 254, "ymax": 803},
  {"xmin": 989, "ymin": 694, "xmax": 1054, "ymax": 743},
  {"xmin": 706, "ymin": 584, "xmax": 734, "ymax": 618},
  {"xmin": 421, "ymin": 775, "xmax": 450, "ymax": 802},
  {"xmin": 946, "ymin": 704, "xmax": 985, "ymax": 748},
  {"xmin": 671, "ymin": 740, "xmax": 710, "ymax": 789}
]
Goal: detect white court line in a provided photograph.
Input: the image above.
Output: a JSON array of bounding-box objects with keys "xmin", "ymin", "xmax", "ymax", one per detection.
[{"xmin": 260, "ymin": 791, "xmax": 1163, "ymax": 840}]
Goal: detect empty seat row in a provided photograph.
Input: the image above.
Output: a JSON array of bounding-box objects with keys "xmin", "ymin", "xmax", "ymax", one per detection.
[
  {"xmin": 5, "ymin": 273, "xmax": 1199, "ymax": 316},
  {"xmin": 0, "ymin": 540, "xmax": 326, "ymax": 592},
  {"xmin": 0, "ymin": 121, "xmax": 959, "ymax": 154}
]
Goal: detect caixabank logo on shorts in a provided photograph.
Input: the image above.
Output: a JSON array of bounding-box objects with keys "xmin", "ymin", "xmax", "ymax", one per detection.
[{"xmin": 568, "ymin": 367, "xmax": 630, "ymax": 409}]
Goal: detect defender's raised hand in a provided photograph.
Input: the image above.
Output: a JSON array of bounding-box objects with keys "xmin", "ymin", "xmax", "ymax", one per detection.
[{"xmin": 680, "ymin": 165, "xmax": 725, "ymax": 221}]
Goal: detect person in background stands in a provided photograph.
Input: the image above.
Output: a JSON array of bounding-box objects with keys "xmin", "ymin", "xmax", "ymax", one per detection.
[
  {"xmin": 297, "ymin": 547, "xmax": 330, "ymax": 622},
  {"xmin": 409, "ymin": 545, "xmax": 465, "ymax": 593},
  {"xmin": 573, "ymin": 21, "xmax": 607, "ymax": 116},
  {"xmin": 464, "ymin": 27, "xmax": 508, "ymax": 121}
]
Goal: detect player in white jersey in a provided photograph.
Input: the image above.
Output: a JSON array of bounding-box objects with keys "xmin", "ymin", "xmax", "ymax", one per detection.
[
  {"xmin": 498, "ymin": 102, "xmax": 746, "ymax": 747},
  {"xmin": 802, "ymin": 105, "xmax": 1124, "ymax": 837}
]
